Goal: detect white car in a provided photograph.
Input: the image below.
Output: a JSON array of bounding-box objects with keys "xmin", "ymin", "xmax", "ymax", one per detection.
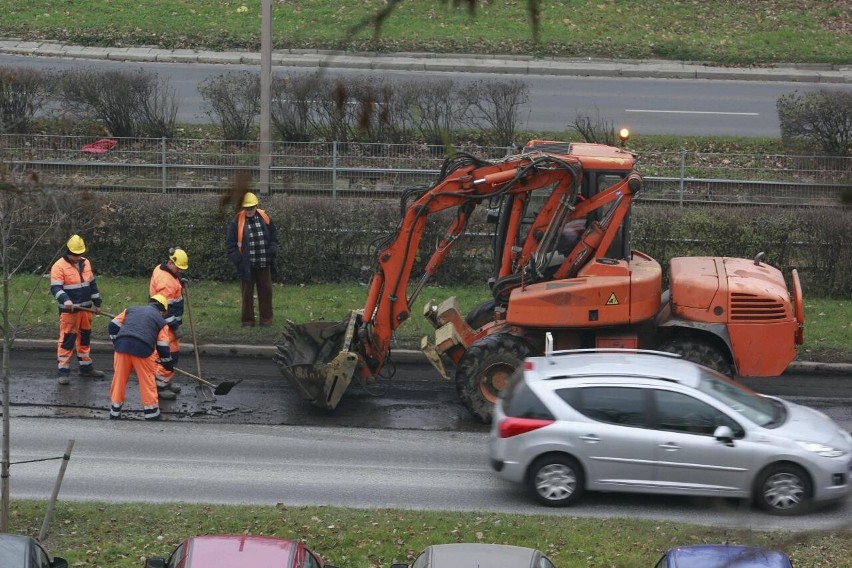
[{"xmin": 489, "ymin": 349, "xmax": 852, "ymax": 515}]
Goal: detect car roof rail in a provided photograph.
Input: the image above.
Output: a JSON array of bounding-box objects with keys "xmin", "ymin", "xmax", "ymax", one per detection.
[{"xmin": 542, "ymin": 334, "xmax": 683, "ymax": 362}]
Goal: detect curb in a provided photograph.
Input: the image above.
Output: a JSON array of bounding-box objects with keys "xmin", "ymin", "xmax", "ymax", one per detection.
[
  {"xmin": 0, "ymin": 40, "xmax": 850, "ymax": 83},
  {"xmin": 13, "ymin": 339, "xmax": 852, "ymax": 376}
]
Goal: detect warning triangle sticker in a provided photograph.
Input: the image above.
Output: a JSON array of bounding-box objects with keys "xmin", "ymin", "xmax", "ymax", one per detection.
[{"xmin": 606, "ymin": 293, "xmax": 619, "ymax": 305}]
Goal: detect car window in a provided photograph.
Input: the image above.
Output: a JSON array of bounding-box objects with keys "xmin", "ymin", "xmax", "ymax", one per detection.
[
  {"xmin": 560, "ymin": 386, "xmax": 647, "ymax": 427},
  {"xmin": 503, "ymin": 374, "xmax": 555, "ymax": 419},
  {"xmin": 696, "ymin": 371, "xmax": 779, "ymax": 427},
  {"xmin": 166, "ymin": 542, "xmax": 186, "ymax": 568},
  {"xmin": 411, "ymin": 549, "xmax": 430, "ymax": 568},
  {"xmin": 538, "ymin": 554, "xmax": 557, "ymax": 568},
  {"xmin": 653, "ymin": 390, "xmax": 744, "ymax": 437},
  {"xmin": 33, "ymin": 542, "xmax": 52, "ymax": 568},
  {"xmin": 304, "ymin": 550, "xmax": 322, "ymax": 568}
]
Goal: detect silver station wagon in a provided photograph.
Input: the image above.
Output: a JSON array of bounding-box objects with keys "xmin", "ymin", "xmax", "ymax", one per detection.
[{"xmin": 488, "ymin": 349, "xmax": 852, "ymax": 515}]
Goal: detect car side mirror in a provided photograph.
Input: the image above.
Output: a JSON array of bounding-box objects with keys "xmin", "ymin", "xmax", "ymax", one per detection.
[
  {"xmin": 144, "ymin": 558, "xmax": 166, "ymax": 568},
  {"xmin": 52, "ymin": 557, "xmax": 69, "ymax": 568},
  {"xmin": 713, "ymin": 425, "xmax": 735, "ymax": 445}
]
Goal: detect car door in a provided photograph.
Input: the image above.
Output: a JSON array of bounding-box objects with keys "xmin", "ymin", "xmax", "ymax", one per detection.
[
  {"xmin": 557, "ymin": 385, "xmax": 659, "ymax": 490},
  {"xmin": 650, "ymin": 389, "xmax": 754, "ymax": 496}
]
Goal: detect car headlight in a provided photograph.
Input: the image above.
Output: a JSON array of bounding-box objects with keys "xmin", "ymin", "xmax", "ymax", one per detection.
[{"xmin": 795, "ymin": 440, "xmax": 847, "ymax": 458}]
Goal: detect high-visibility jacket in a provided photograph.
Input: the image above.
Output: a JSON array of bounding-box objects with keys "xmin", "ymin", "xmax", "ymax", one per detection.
[
  {"xmin": 108, "ymin": 305, "xmax": 172, "ymax": 366},
  {"xmin": 50, "ymin": 255, "xmax": 102, "ymax": 313},
  {"xmin": 149, "ymin": 263, "xmax": 184, "ymax": 330}
]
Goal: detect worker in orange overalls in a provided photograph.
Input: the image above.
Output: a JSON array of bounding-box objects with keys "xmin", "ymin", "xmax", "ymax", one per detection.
[
  {"xmin": 149, "ymin": 247, "xmax": 189, "ymax": 400},
  {"xmin": 50, "ymin": 234, "xmax": 105, "ymax": 385},
  {"xmin": 107, "ymin": 294, "xmax": 173, "ymax": 421}
]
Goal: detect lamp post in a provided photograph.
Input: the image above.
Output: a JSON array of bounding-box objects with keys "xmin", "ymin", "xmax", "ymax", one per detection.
[{"xmin": 260, "ymin": 0, "xmax": 272, "ymax": 195}]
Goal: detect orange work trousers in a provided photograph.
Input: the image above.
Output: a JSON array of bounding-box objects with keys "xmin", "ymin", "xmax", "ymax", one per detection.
[
  {"xmin": 57, "ymin": 311, "xmax": 94, "ymax": 371},
  {"xmin": 154, "ymin": 328, "xmax": 179, "ymax": 383},
  {"xmin": 110, "ymin": 351, "xmax": 160, "ymax": 408}
]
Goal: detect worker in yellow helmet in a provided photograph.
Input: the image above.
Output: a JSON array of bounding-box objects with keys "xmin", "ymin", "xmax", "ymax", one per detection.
[
  {"xmin": 148, "ymin": 247, "xmax": 189, "ymax": 400},
  {"xmin": 225, "ymin": 192, "xmax": 279, "ymax": 327},
  {"xmin": 107, "ymin": 295, "xmax": 173, "ymax": 420},
  {"xmin": 49, "ymin": 234, "xmax": 105, "ymax": 384}
]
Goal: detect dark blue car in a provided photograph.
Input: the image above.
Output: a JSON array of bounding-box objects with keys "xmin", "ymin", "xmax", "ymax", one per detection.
[{"xmin": 655, "ymin": 545, "xmax": 793, "ymax": 568}]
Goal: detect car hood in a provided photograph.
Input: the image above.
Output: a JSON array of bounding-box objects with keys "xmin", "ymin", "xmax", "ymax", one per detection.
[{"xmin": 772, "ymin": 398, "xmax": 851, "ymax": 448}]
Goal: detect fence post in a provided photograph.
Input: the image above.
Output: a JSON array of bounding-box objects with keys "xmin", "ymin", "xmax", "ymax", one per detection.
[
  {"xmin": 679, "ymin": 148, "xmax": 686, "ymax": 206},
  {"xmin": 332, "ymin": 140, "xmax": 338, "ymax": 199},
  {"xmin": 161, "ymin": 137, "xmax": 167, "ymax": 194}
]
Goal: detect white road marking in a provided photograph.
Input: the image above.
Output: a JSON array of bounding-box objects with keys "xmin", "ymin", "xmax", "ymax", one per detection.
[{"xmin": 625, "ymin": 109, "xmax": 759, "ymax": 116}]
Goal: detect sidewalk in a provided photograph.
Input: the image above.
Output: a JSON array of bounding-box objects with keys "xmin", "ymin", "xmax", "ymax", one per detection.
[
  {"xmin": 1, "ymin": 39, "xmax": 850, "ymax": 83},
  {"xmin": 12, "ymin": 338, "xmax": 852, "ymax": 376}
]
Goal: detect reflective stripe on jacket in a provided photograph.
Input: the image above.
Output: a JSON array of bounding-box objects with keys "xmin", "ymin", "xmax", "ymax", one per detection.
[{"xmin": 50, "ymin": 255, "xmax": 101, "ymax": 312}]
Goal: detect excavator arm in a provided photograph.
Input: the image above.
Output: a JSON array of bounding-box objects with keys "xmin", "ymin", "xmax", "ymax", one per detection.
[{"xmin": 275, "ymin": 144, "xmax": 640, "ymax": 410}]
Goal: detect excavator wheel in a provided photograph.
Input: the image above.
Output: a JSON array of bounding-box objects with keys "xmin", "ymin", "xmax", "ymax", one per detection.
[
  {"xmin": 659, "ymin": 336, "xmax": 733, "ymax": 377},
  {"xmin": 455, "ymin": 333, "xmax": 533, "ymax": 423},
  {"xmin": 465, "ymin": 299, "xmax": 497, "ymax": 330}
]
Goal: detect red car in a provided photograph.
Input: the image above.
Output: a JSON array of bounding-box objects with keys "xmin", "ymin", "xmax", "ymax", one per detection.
[{"xmin": 144, "ymin": 534, "xmax": 336, "ymax": 568}]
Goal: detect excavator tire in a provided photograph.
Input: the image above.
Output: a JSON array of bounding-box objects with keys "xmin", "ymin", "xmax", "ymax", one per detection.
[
  {"xmin": 659, "ymin": 336, "xmax": 733, "ymax": 377},
  {"xmin": 465, "ymin": 299, "xmax": 497, "ymax": 330},
  {"xmin": 455, "ymin": 333, "xmax": 533, "ymax": 423}
]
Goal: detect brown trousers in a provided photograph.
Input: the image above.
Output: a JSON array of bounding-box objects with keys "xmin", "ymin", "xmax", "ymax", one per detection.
[{"xmin": 240, "ymin": 266, "xmax": 273, "ymax": 326}]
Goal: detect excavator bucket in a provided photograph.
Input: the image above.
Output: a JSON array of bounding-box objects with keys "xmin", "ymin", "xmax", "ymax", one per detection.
[{"xmin": 275, "ymin": 311, "xmax": 361, "ymax": 410}]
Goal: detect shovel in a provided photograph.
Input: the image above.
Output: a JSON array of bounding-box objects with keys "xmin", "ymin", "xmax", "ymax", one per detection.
[
  {"xmin": 181, "ymin": 282, "xmax": 215, "ymax": 401},
  {"xmin": 75, "ymin": 305, "xmax": 117, "ymax": 318},
  {"xmin": 173, "ymin": 366, "xmax": 242, "ymax": 396}
]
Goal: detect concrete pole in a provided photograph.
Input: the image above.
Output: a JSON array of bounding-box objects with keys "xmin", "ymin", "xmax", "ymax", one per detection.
[{"xmin": 259, "ymin": 0, "xmax": 272, "ymax": 195}]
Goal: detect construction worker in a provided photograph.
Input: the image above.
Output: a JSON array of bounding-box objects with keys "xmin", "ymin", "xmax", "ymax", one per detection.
[
  {"xmin": 107, "ymin": 295, "xmax": 173, "ymax": 421},
  {"xmin": 49, "ymin": 234, "xmax": 105, "ymax": 384},
  {"xmin": 149, "ymin": 247, "xmax": 189, "ymax": 400},
  {"xmin": 226, "ymin": 192, "xmax": 279, "ymax": 327}
]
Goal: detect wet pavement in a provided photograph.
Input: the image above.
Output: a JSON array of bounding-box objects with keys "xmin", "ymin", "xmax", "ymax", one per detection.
[
  {"xmin": 6, "ymin": 347, "xmax": 489, "ymax": 431},
  {"xmin": 5, "ymin": 346, "xmax": 851, "ymax": 432}
]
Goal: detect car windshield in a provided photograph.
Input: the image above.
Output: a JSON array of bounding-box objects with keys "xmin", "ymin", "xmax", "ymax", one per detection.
[{"xmin": 696, "ymin": 370, "xmax": 780, "ymax": 427}]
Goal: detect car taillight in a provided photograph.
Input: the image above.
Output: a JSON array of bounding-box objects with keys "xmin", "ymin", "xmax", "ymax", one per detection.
[{"xmin": 498, "ymin": 417, "xmax": 555, "ymax": 438}]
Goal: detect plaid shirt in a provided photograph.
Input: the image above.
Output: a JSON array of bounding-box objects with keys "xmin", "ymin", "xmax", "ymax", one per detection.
[{"xmin": 246, "ymin": 213, "xmax": 270, "ymax": 268}]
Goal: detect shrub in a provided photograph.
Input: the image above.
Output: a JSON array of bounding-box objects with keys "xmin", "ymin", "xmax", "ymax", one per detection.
[
  {"xmin": 0, "ymin": 67, "xmax": 54, "ymax": 134},
  {"xmin": 199, "ymin": 71, "xmax": 260, "ymax": 141},
  {"xmin": 58, "ymin": 68, "xmax": 177, "ymax": 138},
  {"xmin": 777, "ymin": 89, "xmax": 852, "ymax": 156}
]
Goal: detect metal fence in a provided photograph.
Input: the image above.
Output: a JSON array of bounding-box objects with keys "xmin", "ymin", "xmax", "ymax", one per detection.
[{"xmin": 2, "ymin": 135, "xmax": 850, "ymax": 205}]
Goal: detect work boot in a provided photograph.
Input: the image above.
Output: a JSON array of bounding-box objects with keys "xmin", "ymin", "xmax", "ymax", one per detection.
[
  {"xmin": 157, "ymin": 385, "xmax": 177, "ymax": 400},
  {"xmin": 57, "ymin": 369, "xmax": 71, "ymax": 385},
  {"xmin": 79, "ymin": 365, "xmax": 105, "ymax": 378},
  {"xmin": 168, "ymin": 382, "xmax": 182, "ymax": 394}
]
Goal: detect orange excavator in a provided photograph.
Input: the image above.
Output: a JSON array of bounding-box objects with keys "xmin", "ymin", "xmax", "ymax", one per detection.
[{"xmin": 275, "ymin": 140, "xmax": 805, "ymax": 422}]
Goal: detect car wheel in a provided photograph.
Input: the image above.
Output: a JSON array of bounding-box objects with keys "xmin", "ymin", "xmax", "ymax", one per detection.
[
  {"xmin": 659, "ymin": 336, "xmax": 733, "ymax": 376},
  {"xmin": 528, "ymin": 455, "xmax": 585, "ymax": 507},
  {"xmin": 455, "ymin": 333, "xmax": 533, "ymax": 423},
  {"xmin": 754, "ymin": 463, "xmax": 812, "ymax": 515}
]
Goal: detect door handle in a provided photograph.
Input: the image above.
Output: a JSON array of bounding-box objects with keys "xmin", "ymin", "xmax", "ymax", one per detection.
[
  {"xmin": 659, "ymin": 442, "xmax": 680, "ymax": 451},
  {"xmin": 579, "ymin": 434, "xmax": 600, "ymax": 443}
]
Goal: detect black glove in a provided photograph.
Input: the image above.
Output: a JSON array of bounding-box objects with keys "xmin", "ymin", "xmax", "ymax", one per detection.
[{"xmin": 180, "ymin": 276, "xmax": 191, "ymax": 288}]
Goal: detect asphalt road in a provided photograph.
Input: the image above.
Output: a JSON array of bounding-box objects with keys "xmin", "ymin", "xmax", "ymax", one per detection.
[
  {"xmin": 6, "ymin": 348, "xmax": 852, "ymax": 432},
  {"xmin": 4, "ymin": 348, "xmax": 851, "ymax": 530},
  {"xmin": 1, "ymin": 52, "xmax": 846, "ymax": 137}
]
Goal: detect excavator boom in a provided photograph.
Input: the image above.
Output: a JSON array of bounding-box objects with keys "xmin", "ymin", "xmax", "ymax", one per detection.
[{"xmin": 275, "ymin": 142, "xmax": 639, "ymax": 409}]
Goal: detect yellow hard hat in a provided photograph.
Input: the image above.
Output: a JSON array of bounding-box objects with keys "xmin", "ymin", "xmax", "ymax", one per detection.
[
  {"xmin": 150, "ymin": 294, "xmax": 169, "ymax": 312},
  {"xmin": 241, "ymin": 192, "xmax": 259, "ymax": 208},
  {"xmin": 169, "ymin": 247, "xmax": 189, "ymax": 270},
  {"xmin": 66, "ymin": 234, "xmax": 86, "ymax": 255}
]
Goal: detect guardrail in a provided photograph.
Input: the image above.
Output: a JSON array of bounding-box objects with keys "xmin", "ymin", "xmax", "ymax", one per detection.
[{"xmin": 2, "ymin": 135, "xmax": 850, "ymax": 205}]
